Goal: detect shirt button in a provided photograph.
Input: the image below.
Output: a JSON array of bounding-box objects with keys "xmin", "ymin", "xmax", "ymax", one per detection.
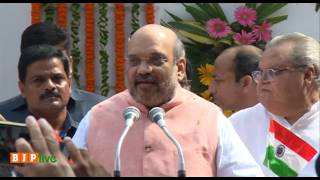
[{"xmin": 145, "ymin": 145, "xmax": 152, "ymax": 152}]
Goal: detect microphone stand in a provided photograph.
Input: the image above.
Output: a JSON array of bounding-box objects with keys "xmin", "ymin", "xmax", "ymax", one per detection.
[
  {"xmin": 160, "ymin": 126, "xmax": 186, "ymax": 177},
  {"xmin": 114, "ymin": 126, "xmax": 131, "ymax": 177},
  {"xmin": 113, "ymin": 106, "xmax": 140, "ymax": 177}
]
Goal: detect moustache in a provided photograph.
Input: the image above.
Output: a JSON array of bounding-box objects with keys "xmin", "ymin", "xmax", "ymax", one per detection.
[
  {"xmin": 135, "ymin": 75, "xmax": 157, "ymax": 84},
  {"xmin": 40, "ymin": 91, "xmax": 61, "ymax": 100}
]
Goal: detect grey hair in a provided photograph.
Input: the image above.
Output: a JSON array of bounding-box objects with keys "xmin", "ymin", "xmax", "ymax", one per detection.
[
  {"xmin": 173, "ymin": 36, "xmax": 185, "ymax": 63},
  {"xmin": 266, "ymin": 32, "xmax": 320, "ymax": 86}
]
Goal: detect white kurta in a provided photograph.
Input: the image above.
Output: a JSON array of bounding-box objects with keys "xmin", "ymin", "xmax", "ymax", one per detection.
[{"xmin": 229, "ymin": 102, "xmax": 319, "ymax": 177}]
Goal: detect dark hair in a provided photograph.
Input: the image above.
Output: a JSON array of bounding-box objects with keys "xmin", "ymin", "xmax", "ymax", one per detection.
[
  {"xmin": 233, "ymin": 49, "xmax": 261, "ymax": 82},
  {"xmin": 185, "ymin": 60, "xmax": 193, "ymax": 81},
  {"xmin": 20, "ymin": 22, "xmax": 69, "ymax": 52},
  {"xmin": 18, "ymin": 45, "xmax": 70, "ymax": 82},
  {"xmin": 179, "ymin": 60, "xmax": 193, "ymax": 89}
]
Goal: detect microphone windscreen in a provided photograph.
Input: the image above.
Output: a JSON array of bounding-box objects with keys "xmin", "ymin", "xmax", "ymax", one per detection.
[
  {"xmin": 148, "ymin": 107, "xmax": 165, "ymax": 123},
  {"xmin": 123, "ymin": 106, "xmax": 141, "ymax": 121}
]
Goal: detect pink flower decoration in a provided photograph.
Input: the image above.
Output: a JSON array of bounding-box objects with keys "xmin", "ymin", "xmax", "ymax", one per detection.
[
  {"xmin": 206, "ymin": 18, "xmax": 231, "ymax": 38},
  {"xmin": 252, "ymin": 21, "xmax": 272, "ymax": 42},
  {"xmin": 234, "ymin": 6, "xmax": 257, "ymax": 27},
  {"xmin": 233, "ymin": 30, "xmax": 256, "ymax": 45}
]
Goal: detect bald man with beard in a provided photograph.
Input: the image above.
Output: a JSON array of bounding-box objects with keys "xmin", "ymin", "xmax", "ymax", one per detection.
[{"xmin": 71, "ymin": 24, "xmax": 263, "ymax": 177}]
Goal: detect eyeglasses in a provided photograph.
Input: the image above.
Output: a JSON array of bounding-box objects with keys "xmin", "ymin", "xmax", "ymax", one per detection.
[{"xmin": 251, "ymin": 65, "xmax": 306, "ymax": 83}]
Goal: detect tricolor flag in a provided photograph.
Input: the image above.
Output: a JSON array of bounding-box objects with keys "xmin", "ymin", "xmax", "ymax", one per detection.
[{"xmin": 264, "ymin": 118, "xmax": 318, "ymax": 176}]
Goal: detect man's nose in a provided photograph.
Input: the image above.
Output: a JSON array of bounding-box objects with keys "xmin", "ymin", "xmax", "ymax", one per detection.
[
  {"xmin": 137, "ymin": 62, "xmax": 152, "ymax": 75},
  {"xmin": 44, "ymin": 79, "xmax": 56, "ymax": 91},
  {"xmin": 260, "ymin": 72, "xmax": 272, "ymax": 83}
]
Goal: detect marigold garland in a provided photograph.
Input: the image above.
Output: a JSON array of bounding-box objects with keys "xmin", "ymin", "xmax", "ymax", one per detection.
[
  {"xmin": 56, "ymin": 3, "xmax": 68, "ymax": 30},
  {"xmin": 85, "ymin": 3, "xmax": 96, "ymax": 92},
  {"xmin": 31, "ymin": 3, "xmax": 41, "ymax": 24},
  {"xmin": 98, "ymin": 3, "xmax": 110, "ymax": 96},
  {"xmin": 115, "ymin": 3, "xmax": 126, "ymax": 93},
  {"xmin": 70, "ymin": 3, "xmax": 81, "ymax": 88},
  {"xmin": 145, "ymin": 3, "xmax": 155, "ymax": 24}
]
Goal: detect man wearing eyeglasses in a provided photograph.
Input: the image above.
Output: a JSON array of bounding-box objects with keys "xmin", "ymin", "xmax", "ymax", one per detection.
[{"xmin": 229, "ymin": 32, "xmax": 319, "ymax": 177}]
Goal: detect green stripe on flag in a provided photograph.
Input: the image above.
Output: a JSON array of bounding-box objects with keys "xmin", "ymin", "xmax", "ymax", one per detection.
[{"xmin": 264, "ymin": 146, "xmax": 298, "ymax": 177}]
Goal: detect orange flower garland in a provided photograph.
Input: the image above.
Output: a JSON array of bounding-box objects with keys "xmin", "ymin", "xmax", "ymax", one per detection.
[
  {"xmin": 31, "ymin": 3, "xmax": 41, "ymax": 24},
  {"xmin": 145, "ymin": 3, "xmax": 155, "ymax": 24},
  {"xmin": 56, "ymin": 3, "xmax": 68, "ymax": 30},
  {"xmin": 115, "ymin": 3, "xmax": 126, "ymax": 93},
  {"xmin": 85, "ymin": 3, "xmax": 95, "ymax": 92}
]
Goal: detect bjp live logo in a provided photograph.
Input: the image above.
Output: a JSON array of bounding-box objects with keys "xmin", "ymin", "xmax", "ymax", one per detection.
[{"xmin": 10, "ymin": 152, "xmax": 57, "ymax": 163}]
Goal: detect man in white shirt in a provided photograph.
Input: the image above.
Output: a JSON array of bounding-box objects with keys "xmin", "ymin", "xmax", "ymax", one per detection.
[
  {"xmin": 229, "ymin": 32, "xmax": 320, "ymax": 177},
  {"xmin": 209, "ymin": 45, "xmax": 262, "ymax": 112}
]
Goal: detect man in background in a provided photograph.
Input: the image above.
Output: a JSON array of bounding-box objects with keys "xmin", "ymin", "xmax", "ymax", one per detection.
[
  {"xmin": 208, "ymin": 45, "xmax": 262, "ymax": 112},
  {"xmin": 0, "ymin": 22, "xmax": 106, "ymax": 138}
]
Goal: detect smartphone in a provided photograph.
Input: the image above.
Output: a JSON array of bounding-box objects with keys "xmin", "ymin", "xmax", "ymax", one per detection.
[
  {"xmin": 0, "ymin": 121, "xmax": 30, "ymax": 176},
  {"xmin": 0, "ymin": 121, "xmax": 30, "ymax": 163}
]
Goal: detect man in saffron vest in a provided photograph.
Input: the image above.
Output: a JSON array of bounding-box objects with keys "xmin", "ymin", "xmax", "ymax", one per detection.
[
  {"xmin": 72, "ymin": 24, "xmax": 263, "ymax": 177},
  {"xmin": 229, "ymin": 32, "xmax": 319, "ymax": 176}
]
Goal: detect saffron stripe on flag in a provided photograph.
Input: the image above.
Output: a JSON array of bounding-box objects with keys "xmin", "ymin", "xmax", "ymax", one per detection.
[
  {"xmin": 264, "ymin": 145, "xmax": 298, "ymax": 177},
  {"xmin": 270, "ymin": 119, "xmax": 317, "ymax": 161},
  {"xmin": 267, "ymin": 133, "xmax": 308, "ymax": 173}
]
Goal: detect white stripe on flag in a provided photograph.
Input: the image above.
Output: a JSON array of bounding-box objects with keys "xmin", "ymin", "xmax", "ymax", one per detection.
[{"xmin": 268, "ymin": 133, "xmax": 308, "ymax": 173}]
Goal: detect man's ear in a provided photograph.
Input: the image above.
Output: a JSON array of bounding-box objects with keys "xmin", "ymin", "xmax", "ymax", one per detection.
[
  {"xmin": 238, "ymin": 75, "xmax": 253, "ymax": 93},
  {"xmin": 176, "ymin": 57, "xmax": 186, "ymax": 82},
  {"xmin": 18, "ymin": 81, "xmax": 26, "ymax": 98},
  {"xmin": 69, "ymin": 56, "xmax": 74, "ymax": 76},
  {"xmin": 304, "ymin": 66, "xmax": 317, "ymax": 86}
]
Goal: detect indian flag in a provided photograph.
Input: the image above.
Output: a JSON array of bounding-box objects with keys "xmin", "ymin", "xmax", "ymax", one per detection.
[{"xmin": 264, "ymin": 119, "xmax": 318, "ymax": 176}]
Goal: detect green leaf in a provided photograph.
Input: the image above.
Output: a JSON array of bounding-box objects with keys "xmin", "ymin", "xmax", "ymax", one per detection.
[
  {"xmin": 160, "ymin": 19, "xmax": 172, "ymax": 28},
  {"xmin": 179, "ymin": 30, "xmax": 217, "ymax": 45},
  {"xmin": 265, "ymin": 15, "xmax": 288, "ymax": 25},
  {"xmin": 168, "ymin": 21, "xmax": 209, "ymax": 37},
  {"xmin": 246, "ymin": 3, "xmax": 258, "ymax": 9},
  {"xmin": 256, "ymin": 3, "xmax": 288, "ymax": 22},
  {"xmin": 182, "ymin": 3, "xmax": 211, "ymax": 23},
  {"xmin": 210, "ymin": 3, "xmax": 228, "ymax": 22},
  {"xmin": 196, "ymin": 3, "xmax": 222, "ymax": 20},
  {"xmin": 217, "ymin": 38, "xmax": 232, "ymax": 46},
  {"xmin": 165, "ymin": 10, "xmax": 183, "ymax": 21}
]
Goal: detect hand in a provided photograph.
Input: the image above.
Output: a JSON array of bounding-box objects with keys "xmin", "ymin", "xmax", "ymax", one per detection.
[
  {"xmin": 14, "ymin": 116, "xmax": 75, "ymax": 177},
  {"xmin": 64, "ymin": 137, "xmax": 111, "ymax": 177}
]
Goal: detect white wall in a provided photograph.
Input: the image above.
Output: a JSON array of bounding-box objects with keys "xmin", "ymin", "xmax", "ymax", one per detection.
[
  {"xmin": 0, "ymin": 3, "xmax": 319, "ymax": 101},
  {"xmin": 0, "ymin": 3, "xmax": 31, "ymax": 101}
]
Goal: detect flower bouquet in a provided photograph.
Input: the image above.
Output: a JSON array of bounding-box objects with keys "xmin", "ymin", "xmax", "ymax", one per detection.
[{"xmin": 161, "ymin": 3, "xmax": 288, "ymax": 100}]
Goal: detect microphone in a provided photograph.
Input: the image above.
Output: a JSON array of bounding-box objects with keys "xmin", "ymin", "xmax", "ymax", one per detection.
[
  {"xmin": 114, "ymin": 106, "xmax": 141, "ymax": 177},
  {"xmin": 148, "ymin": 107, "xmax": 186, "ymax": 177}
]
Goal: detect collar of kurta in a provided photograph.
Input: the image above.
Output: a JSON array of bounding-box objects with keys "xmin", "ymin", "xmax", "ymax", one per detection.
[
  {"xmin": 264, "ymin": 104, "xmax": 319, "ymax": 177},
  {"xmin": 267, "ymin": 100, "xmax": 319, "ymax": 128}
]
